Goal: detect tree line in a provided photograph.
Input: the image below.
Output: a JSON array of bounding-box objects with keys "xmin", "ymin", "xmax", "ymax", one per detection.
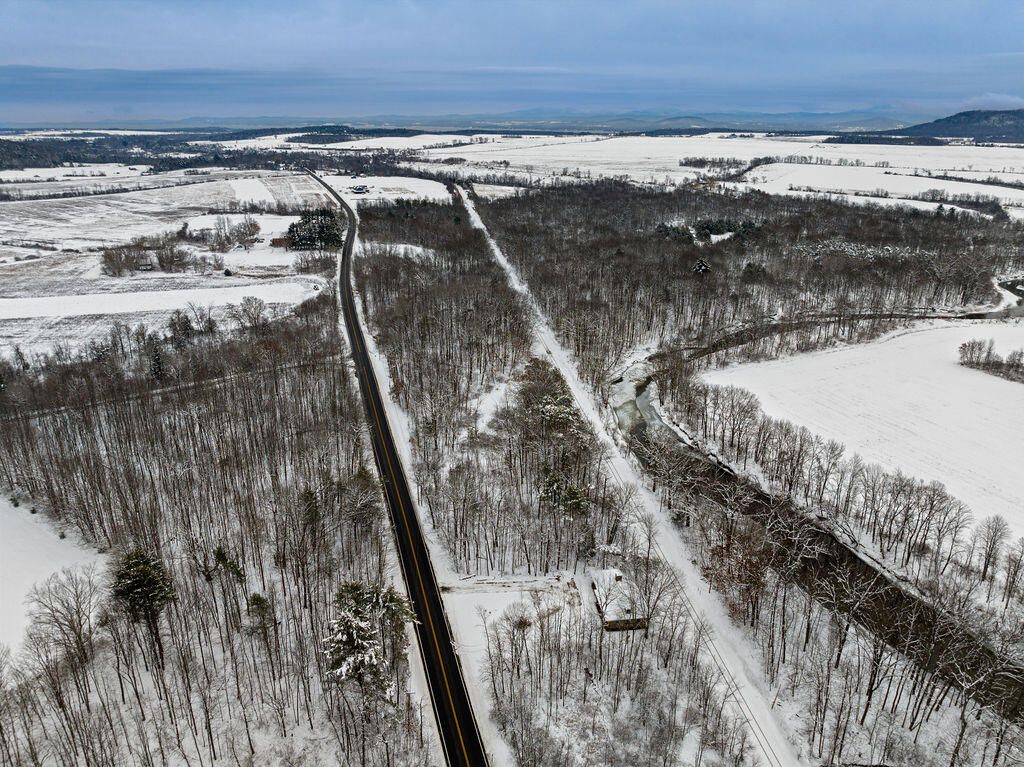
[
  {"xmin": 959, "ymin": 338, "xmax": 1024, "ymax": 383},
  {"xmin": 475, "ymin": 180, "xmax": 1024, "ymax": 393}
]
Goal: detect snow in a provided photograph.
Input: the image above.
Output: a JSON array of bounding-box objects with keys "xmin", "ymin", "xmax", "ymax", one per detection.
[
  {"xmin": 733, "ymin": 162, "xmax": 1024, "ymax": 210},
  {"xmin": 317, "ymin": 134, "xmax": 479, "ymax": 151},
  {"xmin": 471, "ymin": 183, "xmax": 524, "ymax": 200},
  {"xmin": 0, "ymin": 278, "xmax": 324, "ymax": 320},
  {"xmin": 228, "ymin": 177, "xmax": 276, "ymax": 205},
  {"xmin": 0, "ymin": 171, "xmax": 313, "ymax": 258},
  {"xmin": 319, "ymin": 175, "xmax": 451, "ymax": 206},
  {"xmin": 186, "ymin": 212, "xmax": 300, "ymax": 269},
  {"xmin": 1, "ymin": 129, "xmax": 173, "ymax": 141},
  {"xmin": 0, "ymin": 496, "xmax": 102, "ymax": 652},
  {"xmin": 719, "ymin": 180, "xmax": 987, "ymax": 216},
  {"xmin": 443, "ymin": 579, "xmax": 558, "ymax": 767},
  {"xmin": 0, "ymin": 167, "xmax": 266, "ymax": 201},
  {"xmin": 403, "ymin": 132, "xmax": 1024, "ymax": 196},
  {"xmin": 457, "ymin": 186, "xmax": 807, "ymax": 767},
  {"xmin": 0, "ymin": 163, "xmax": 150, "ymax": 183},
  {"xmin": 703, "ymin": 319, "xmax": 1024, "ymax": 539},
  {"xmin": 425, "ymin": 135, "xmax": 698, "ymax": 185},
  {"xmin": 358, "ymin": 242, "xmax": 437, "ymax": 263},
  {"xmin": 188, "ymin": 132, "xmax": 304, "ymax": 151}
]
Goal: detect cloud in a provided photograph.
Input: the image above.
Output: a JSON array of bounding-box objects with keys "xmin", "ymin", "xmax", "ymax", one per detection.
[{"xmin": 2, "ymin": 1, "xmax": 1024, "ymax": 121}]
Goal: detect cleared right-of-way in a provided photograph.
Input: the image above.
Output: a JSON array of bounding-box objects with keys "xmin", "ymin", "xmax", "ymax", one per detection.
[{"xmin": 455, "ymin": 185, "xmax": 806, "ymax": 767}]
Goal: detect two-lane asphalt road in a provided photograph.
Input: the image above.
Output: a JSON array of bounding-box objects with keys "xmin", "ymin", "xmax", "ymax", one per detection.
[{"xmin": 306, "ymin": 170, "xmax": 489, "ymax": 767}]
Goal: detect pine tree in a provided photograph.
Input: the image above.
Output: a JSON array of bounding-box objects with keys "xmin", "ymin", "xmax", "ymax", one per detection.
[
  {"xmin": 148, "ymin": 344, "xmax": 164, "ymax": 382},
  {"xmin": 111, "ymin": 549, "xmax": 176, "ymax": 666},
  {"xmin": 323, "ymin": 582, "xmax": 414, "ymax": 697}
]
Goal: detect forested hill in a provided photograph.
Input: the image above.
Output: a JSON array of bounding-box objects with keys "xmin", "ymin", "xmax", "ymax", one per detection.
[{"xmin": 893, "ymin": 109, "xmax": 1024, "ymax": 140}]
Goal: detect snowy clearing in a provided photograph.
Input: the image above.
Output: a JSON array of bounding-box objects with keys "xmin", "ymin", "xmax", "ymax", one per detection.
[
  {"xmin": 0, "ymin": 171, "xmax": 319, "ymax": 256},
  {"xmin": 735, "ymin": 162, "xmax": 1024, "ymax": 211},
  {"xmin": 471, "ymin": 183, "xmax": 524, "ymax": 199},
  {"xmin": 0, "ymin": 278, "xmax": 324, "ymax": 321},
  {"xmin": 703, "ymin": 320, "xmax": 1024, "ymax": 539},
  {"xmin": 0, "ymin": 167, "xmax": 257, "ymax": 201},
  {"xmin": 0, "ymin": 129, "xmax": 174, "ymax": 141},
  {"xmin": 319, "ymin": 175, "xmax": 451, "ymax": 206},
  {"xmin": 0, "ymin": 496, "xmax": 102, "ymax": 652},
  {"xmin": 409, "ymin": 132, "xmax": 1024, "ymax": 192},
  {"xmin": 317, "ymin": 134, "xmax": 479, "ymax": 151},
  {"xmin": 186, "ymin": 212, "xmax": 299, "ymax": 269},
  {"xmin": 187, "ymin": 132, "xmax": 305, "ymax": 151},
  {"xmin": 0, "ymin": 163, "xmax": 151, "ymax": 183}
]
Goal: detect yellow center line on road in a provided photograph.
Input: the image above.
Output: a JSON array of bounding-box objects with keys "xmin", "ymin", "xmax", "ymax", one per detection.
[{"xmin": 339, "ymin": 231, "xmax": 475, "ymax": 766}]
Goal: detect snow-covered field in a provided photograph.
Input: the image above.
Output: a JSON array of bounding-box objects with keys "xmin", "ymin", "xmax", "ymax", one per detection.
[
  {"xmin": 186, "ymin": 212, "xmax": 300, "ymax": 269},
  {"xmin": 0, "ymin": 495, "xmax": 102, "ymax": 652},
  {"xmin": 320, "ymin": 174, "xmax": 451, "ymax": 205},
  {"xmin": 0, "ymin": 171, "xmax": 332, "ymax": 354},
  {"xmin": 316, "ymin": 134, "xmax": 479, "ymax": 151},
  {"xmin": 0, "ymin": 129, "xmax": 174, "ymax": 142},
  {"xmin": 0, "ymin": 277, "xmax": 325, "ymax": 356},
  {"xmin": 0, "ymin": 163, "xmax": 151, "ymax": 183},
  {"xmin": 729, "ymin": 162, "xmax": 1024, "ymax": 218},
  {"xmin": 471, "ymin": 183, "xmax": 524, "ymax": 199},
  {"xmin": 0, "ymin": 170, "xmax": 321, "ymax": 261},
  {"xmin": 703, "ymin": 320, "xmax": 1024, "ymax": 538},
  {"xmin": 0, "ymin": 167, "xmax": 274, "ymax": 201},
  {"xmin": 405, "ymin": 132, "xmax": 1024, "ymax": 204},
  {"xmin": 422, "ymin": 134, "xmax": 699, "ymax": 184},
  {"xmin": 187, "ymin": 132, "xmax": 305, "ymax": 151},
  {"xmin": 0, "ymin": 278, "xmax": 323, "ymax": 321}
]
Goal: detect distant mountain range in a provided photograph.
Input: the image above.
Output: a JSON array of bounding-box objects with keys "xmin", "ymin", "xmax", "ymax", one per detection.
[
  {"xmin": 7, "ymin": 107, "xmax": 1024, "ymax": 139},
  {"xmin": 893, "ymin": 109, "xmax": 1024, "ymax": 141},
  {"xmin": 0, "ymin": 108, "xmax": 924, "ymax": 133}
]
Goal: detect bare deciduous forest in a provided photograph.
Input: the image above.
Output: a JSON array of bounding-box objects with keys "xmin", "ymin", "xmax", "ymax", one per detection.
[
  {"xmin": 4, "ymin": 172, "xmax": 1024, "ymax": 767},
  {"xmin": 0, "ymin": 289, "xmax": 432, "ymax": 766},
  {"xmin": 477, "ymin": 181, "xmax": 1024, "ymax": 389},
  {"xmin": 354, "ymin": 200, "xmax": 774, "ymax": 764},
  {"xmin": 473, "ymin": 181, "xmax": 1024, "ymax": 765}
]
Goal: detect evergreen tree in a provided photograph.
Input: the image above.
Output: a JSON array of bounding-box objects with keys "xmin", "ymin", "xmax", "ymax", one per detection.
[
  {"xmin": 111, "ymin": 549, "xmax": 176, "ymax": 665},
  {"xmin": 323, "ymin": 582, "xmax": 414, "ymax": 697},
  {"xmin": 148, "ymin": 344, "xmax": 164, "ymax": 382}
]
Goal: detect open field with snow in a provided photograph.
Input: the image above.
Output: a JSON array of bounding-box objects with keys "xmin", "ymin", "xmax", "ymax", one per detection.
[
  {"xmin": 0, "ymin": 495, "xmax": 102, "ymax": 652},
  {"xmin": 0, "ymin": 129, "xmax": 175, "ymax": 142},
  {"xmin": 407, "ymin": 132, "xmax": 1024, "ymax": 211},
  {"xmin": 316, "ymin": 133, "xmax": 480, "ymax": 150},
  {"xmin": 727, "ymin": 162, "xmax": 1024, "ymax": 219},
  {"xmin": 0, "ymin": 170, "xmax": 323, "ymax": 263},
  {"xmin": 0, "ymin": 172, "xmax": 443, "ymax": 354},
  {"xmin": 320, "ymin": 174, "xmax": 451, "ymax": 205},
  {"xmin": 0, "ymin": 278, "xmax": 326, "ymax": 356},
  {"xmin": 0, "ymin": 162, "xmax": 151, "ymax": 183},
  {"xmin": 0, "ymin": 278, "xmax": 323, "ymax": 320},
  {"xmin": 0, "ymin": 170, "xmax": 334, "ymax": 354},
  {"xmin": 703, "ymin": 319, "xmax": 1024, "ymax": 538},
  {"xmin": 0, "ymin": 168, "xmax": 282, "ymax": 201}
]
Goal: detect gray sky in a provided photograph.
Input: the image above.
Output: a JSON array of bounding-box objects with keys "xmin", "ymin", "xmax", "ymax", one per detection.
[{"xmin": 3, "ymin": 0, "xmax": 1024, "ymax": 123}]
